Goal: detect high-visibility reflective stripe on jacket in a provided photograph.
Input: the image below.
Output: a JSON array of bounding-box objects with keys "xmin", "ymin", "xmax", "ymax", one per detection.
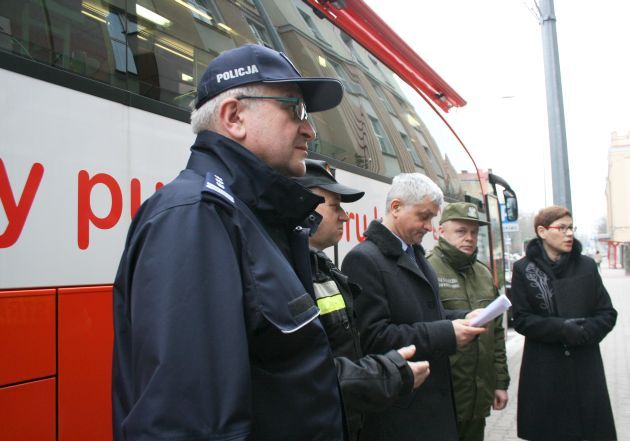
[{"xmin": 310, "ymin": 250, "xmax": 413, "ymax": 441}]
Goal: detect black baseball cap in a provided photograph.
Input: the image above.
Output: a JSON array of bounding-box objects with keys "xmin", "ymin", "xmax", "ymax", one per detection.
[
  {"xmin": 194, "ymin": 44, "xmax": 344, "ymax": 111},
  {"xmin": 294, "ymin": 160, "xmax": 364, "ymax": 203}
]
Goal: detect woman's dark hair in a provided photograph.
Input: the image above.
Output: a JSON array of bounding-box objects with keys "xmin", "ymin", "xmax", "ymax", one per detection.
[{"xmin": 533, "ymin": 205, "xmax": 572, "ymax": 238}]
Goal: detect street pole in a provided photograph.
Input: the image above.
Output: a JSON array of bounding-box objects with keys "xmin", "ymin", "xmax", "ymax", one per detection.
[{"xmin": 539, "ymin": 0, "xmax": 572, "ymax": 211}]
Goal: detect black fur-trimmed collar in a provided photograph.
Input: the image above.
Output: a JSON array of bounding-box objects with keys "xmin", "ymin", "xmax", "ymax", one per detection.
[
  {"xmin": 525, "ymin": 237, "xmax": 583, "ymax": 278},
  {"xmin": 526, "ymin": 237, "xmax": 582, "ymax": 261}
]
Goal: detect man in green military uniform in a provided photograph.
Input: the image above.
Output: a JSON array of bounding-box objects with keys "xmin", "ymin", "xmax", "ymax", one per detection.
[{"xmin": 427, "ymin": 202, "xmax": 510, "ymax": 441}]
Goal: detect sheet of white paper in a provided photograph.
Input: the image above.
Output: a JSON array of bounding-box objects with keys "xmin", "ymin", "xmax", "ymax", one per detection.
[{"xmin": 469, "ymin": 294, "xmax": 512, "ymax": 327}]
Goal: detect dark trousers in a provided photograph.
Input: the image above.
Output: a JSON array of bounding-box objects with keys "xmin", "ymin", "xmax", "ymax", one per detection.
[{"xmin": 457, "ymin": 417, "xmax": 486, "ymax": 441}]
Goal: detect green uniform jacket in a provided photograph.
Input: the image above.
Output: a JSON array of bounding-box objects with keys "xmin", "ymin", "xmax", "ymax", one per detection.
[{"xmin": 427, "ymin": 238, "xmax": 510, "ymax": 421}]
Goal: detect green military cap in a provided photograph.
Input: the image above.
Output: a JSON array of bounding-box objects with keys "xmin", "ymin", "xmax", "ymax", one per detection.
[{"xmin": 440, "ymin": 202, "xmax": 489, "ymax": 225}]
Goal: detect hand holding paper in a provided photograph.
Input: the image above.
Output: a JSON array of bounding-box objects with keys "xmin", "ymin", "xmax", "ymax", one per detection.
[
  {"xmin": 453, "ymin": 319, "xmax": 487, "ymax": 347},
  {"xmin": 469, "ymin": 294, "xmax": 512, "ymax": 327}
]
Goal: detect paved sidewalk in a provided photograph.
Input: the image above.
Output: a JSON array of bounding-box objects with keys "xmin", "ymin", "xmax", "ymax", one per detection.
[{"xmin": 484, "ymin": 267, "xmax": 629, "ymax": 441}]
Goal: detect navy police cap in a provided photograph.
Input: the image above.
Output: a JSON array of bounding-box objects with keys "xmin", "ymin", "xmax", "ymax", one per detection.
[
  {"xmin": 294, "ymin": 159, "xmax": 364, "ymax": 203},
  {"xmin": 194, "ymin": 44, "xmax": 344, "ymax": 112}
]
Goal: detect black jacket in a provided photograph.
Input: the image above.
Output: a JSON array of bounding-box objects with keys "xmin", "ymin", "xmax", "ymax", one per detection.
[
  {"xmin": 341, "ymin": 220, "xmax": 466, "ymax": 441},
  {"xmin": 113, "ymin": 131, "xmax": 344, "ymax": 441},
  {"xmin": 310, "ymin": 250, "xmax": 413, "ymax": 441},
  {"xmin": 512, "ymin": 239, "xmax": 617, "ymax": 441}
]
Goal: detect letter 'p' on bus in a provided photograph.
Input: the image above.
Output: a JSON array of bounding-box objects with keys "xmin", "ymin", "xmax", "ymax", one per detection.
[{"xmin": 77, "ymin": 170, "xmax": 123, "ymax": 250}]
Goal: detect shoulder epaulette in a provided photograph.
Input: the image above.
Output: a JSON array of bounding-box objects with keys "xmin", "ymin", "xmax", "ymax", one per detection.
[{"xmin": 202, "ymin": 172, "xmax": 235, "ymax": 205}]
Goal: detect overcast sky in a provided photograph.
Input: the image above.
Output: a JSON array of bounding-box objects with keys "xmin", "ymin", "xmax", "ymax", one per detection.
[{"xmin": 364, "ymin": 0, "xmax": 630, "ymax": 235}]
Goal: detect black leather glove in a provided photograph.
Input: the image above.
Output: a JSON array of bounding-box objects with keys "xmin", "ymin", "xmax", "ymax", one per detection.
[{"xmin": 561, "ymin": 318, "xmax": 588, "ymax": 346}]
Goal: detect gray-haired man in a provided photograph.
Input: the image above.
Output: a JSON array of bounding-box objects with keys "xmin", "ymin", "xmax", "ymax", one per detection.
[{"xmin": 342, "ymin": 173, "xmax": 485, "ymax": 441}]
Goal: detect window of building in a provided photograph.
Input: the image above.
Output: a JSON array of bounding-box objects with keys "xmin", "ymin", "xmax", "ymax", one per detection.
[
  {"xmin": 400, "ymin": 132, "xmax": 425, "ymax": 170},
  {"xmin": 245, "ymin": 17, "xmax": 273, "ymax": 48},
  {"xmin": 417, "ymin": 130, "xmax": 444, "ymax": 177},
  {"xmin": 298, "ymin": 9, "xmax": 325, "ymax": 42},
  {"xmin": 361, "ymin": 97, "xmax": 400, "ymax": 178},
  {"xmin": 106, "ymin": 12, "xmax": 138, "ymax": 74},
  {"xmin": 369, "ymin": 115, "xmax": 395, "ymax": 155},
  {"xmin": 369, "ymin": 55, "xmax": 393, "ymax": 86},
  {"xmin": 373, "ymin": 83, "xmax": 395, "ymax": 114},
  {"xmin": 340, "ymin": 30, "xmax": 367, "ymax": 67},
  {"xmin": 179, "ymin": 0, "xmax": 220, "ymax": 26},
  {"xmin": 329, "ymin": 60, "xmax": 362, "ymax": 95}
]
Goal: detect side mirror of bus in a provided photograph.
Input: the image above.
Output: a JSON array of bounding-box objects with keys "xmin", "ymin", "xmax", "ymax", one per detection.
[{"xmin": 504, "ymin": 190, "xmax": 518, "ymax": 221}]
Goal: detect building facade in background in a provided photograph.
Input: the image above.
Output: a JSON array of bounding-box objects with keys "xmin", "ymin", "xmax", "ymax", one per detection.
[{"xmin": 605, "ymin": 131, "xmax": 630, "ymax": 270}]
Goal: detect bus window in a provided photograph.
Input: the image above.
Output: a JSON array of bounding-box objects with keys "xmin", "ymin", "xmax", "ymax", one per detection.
[
  {"xmin": 0, "ymin": 0, "xmax": 118, "ymax": 83},
  {"xmin": 268, "ymin": 1, "xmax": 476, "ymax": 187},
  {"xmin": 0, "ymin": 0, "xmax": 481, "ymax": 189},
  {"xmin": 0, "ymin": 1, "xmax": 276, "ymax": 109},
  {"xmin": 0, "ymin": 0, "xmax": 503, "ymax": 273}
]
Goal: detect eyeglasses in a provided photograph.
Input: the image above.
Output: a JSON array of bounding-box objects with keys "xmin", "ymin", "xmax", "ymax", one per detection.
[
  {"xmin": 543, "ymin": 224, "xmax": 577, "ymax": 234},
  {"xmin": 236, "ymin": 95, "xmax": 308, "ymax": 122}
]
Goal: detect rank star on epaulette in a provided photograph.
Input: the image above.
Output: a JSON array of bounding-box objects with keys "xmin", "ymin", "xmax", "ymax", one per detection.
[{"xmin": 203, "ymin": 172, "xmax": 235, "ymax": 204}]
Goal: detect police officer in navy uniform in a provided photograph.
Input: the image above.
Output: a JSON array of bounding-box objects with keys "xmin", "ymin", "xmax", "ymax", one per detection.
[
  {"xmin": 113, "ymin": 44, "xmax": 345, "ymax": 441},
  {"xmin": 294, "ymin": 160, "xmax": 431, "ymax": 441}
]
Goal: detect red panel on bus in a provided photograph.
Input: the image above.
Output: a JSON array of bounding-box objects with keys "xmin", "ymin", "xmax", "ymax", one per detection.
[
  {"xmin": 0, "ymin": 378, "xmax": 56, "ymax": 441},
  {"xmin": 58, "ymin": 285, "xmax": 114, "ymax": 441},
  {"xmin": 0, "ymin": 289, "xmax": 56, "ymax": 386}
]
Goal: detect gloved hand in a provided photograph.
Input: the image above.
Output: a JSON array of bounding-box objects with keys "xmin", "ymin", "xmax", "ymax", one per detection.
[{"xmin": 561, "ymin": 318, "xmax": 588, "ymax": 346}]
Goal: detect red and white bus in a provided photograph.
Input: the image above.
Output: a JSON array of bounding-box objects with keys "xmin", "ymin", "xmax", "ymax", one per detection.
[{"xmin": 0, "ymin": 1, "xmax": 517, "ymax": 440}]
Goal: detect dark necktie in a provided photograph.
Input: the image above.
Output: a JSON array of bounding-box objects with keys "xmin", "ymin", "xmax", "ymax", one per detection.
[{"xmin": 405, "ymin": 245, "xmax": 418, "ymax": 266}]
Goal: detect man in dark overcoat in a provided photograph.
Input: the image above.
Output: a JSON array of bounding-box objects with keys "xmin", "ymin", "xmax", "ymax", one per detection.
[{"xmin": 342, "ymin": 173, "xmax": 485, "ymax": 441}]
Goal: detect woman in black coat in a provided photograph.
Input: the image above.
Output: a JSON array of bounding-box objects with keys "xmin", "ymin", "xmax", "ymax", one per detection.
[{"xmin": 511, "ymin": 205, "xmax": 617, "ymax": 441}]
